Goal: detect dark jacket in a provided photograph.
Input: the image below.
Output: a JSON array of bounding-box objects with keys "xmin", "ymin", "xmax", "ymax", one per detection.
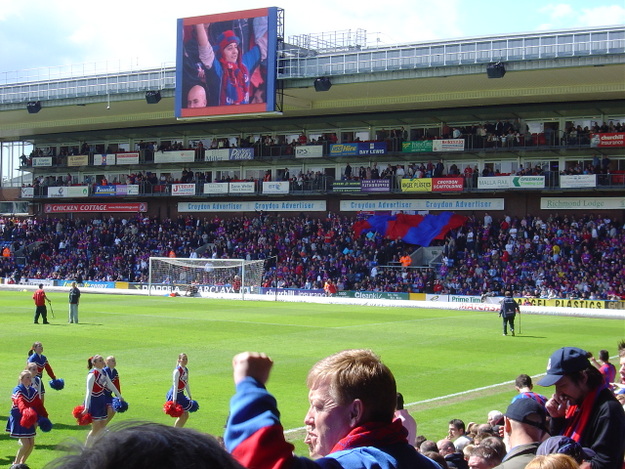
[
  {"xmin": 444, "ymin": 451, "xmax": 468, "ymax": 469},
  {"xmin": 549, "ymin": 387, "xmax": 625, "ymax": 469},
  {"xmin": 493, "ymin": 442, "xmax": 539, "ymax": 469}
]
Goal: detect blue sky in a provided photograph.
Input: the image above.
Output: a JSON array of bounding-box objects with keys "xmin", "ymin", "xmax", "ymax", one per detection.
[{"xmin": 1, "ymin": 0, "xmax": 623, "ymax": 73}]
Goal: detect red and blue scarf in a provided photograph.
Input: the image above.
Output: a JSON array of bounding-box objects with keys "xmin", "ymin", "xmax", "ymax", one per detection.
[
  {"xmin": 331, "ymin": 419, "xmax": 408, "ymax": 453},
  {"xmin": 562, "ymin": 385, "xmax": 604, "ymax": 442}
]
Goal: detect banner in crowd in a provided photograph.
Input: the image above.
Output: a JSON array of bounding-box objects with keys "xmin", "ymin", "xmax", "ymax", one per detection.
[
  {"xmin": 590, "ymin": 132, "xmax": 625, "ymax": 148},
  {"xmin": 340, "ymin": 198, "xmax": 505, "ymax": 212},
  {"xmin": 93, "ymin": 185, "xmax": 140, "ymax": 196},
  {"xmin": 335, "ymin": 290, "xmax": 409, "ymax": 301},
  {"xmin": 402, "ymin": 139, "xmax": 465, "ymax": 152},
  {"xmin": 179, "ymin": 200, "xmax": 327, "ymax": 213},
  {"xmin": 171, "ymin": 183, "xmax": 196, "ymax": 196},
  {"xmin": 525, "ymin": 298, "xmax": 611, "ymax": 309},
  {"xmin": 540, "ymin": 196, "xmax": 625, "ymax": 210},
  {"xmin": 331, "ymin": 179, "xmax": 393, "ymax": 193},
  {"xmin": 263, "ymin": 181, "xmax": 289, "ymax": 194},
  {"xmin": 67, "ymin": 155, "xmax": 89, "ymax": 166},
  {"xmin": 400, "ymin": 177, "xmax": 464, "ymax": 192},
  {"xmin": 154, "ymin": 150, "xmax": 195, "ymax": 164},
  {"xmin": 203, "ymin": 182, "xmax": 230, "ymax": 194},
  {"xmin": 57, "ymin": 280, "xmax": 116, "ymax": 289},
  {"xmin": 47, "ymin": 186, "xmax": 89, "ymax": 197},
  {"xmin": 295, "ymin": 145, "xmax": 324, "ymax": 158},
  {"xmin": 44, "ymin": 202, "xmax": 147, "ymax": 213},
  {"xmin": 261, "ymin": 288, "xmax": 327, "ymax": 297},
  {"xmin": 32, "ymin": 157, "xmax": 52, "ymax": 167},
  {"xmin": 333, "ymin": 181, "xmax": 362, "ymax": 192},
  {"xmin": 229, "ymin": 182, "xmax": 255, "ymax": 194},
  {"xmin": 116, "ymin": 152, "xmax": 140, "ymax": 164},
  {"xmin": 204, "ymin": 148, "xmax": 254, "ymax": 162},
  {"xmin": 560, "ymin": 174, "xmax": 596, "ymax": 188},
  {"xmin": 93, "ymin": 154, "xmax": 117, "ymax": 165},
  {"xmin": 477, "ymin": 175, "xmax": 545, "ymax": 189},
  {"xmin": 362, "ymin": 179, "xmax": 391, "ymax": 192},
  {"xmin": 21, "ymin": 187, "xmax": 34, "ymax": 198},
  {"xmin": 352, "ymin": 211, "xmax": 467, "ymax": 246},
  {"xmin": 329, "ymin": 142, "xmax": 387, "ymax": 156}
]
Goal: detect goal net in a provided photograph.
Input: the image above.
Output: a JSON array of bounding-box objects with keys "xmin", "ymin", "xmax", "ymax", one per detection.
[{"xmin": 148, "ymin": 257, "xmax": 265, "ymax": 299}]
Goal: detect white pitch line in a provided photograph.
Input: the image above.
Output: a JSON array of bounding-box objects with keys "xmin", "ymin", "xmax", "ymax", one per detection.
[{"xmin": 284, "ymin": 373, "xmax": 548, "ymax": 435}]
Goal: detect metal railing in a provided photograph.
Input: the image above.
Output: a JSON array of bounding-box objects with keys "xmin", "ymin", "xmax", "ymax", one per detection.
[{"xmin": 1, "ymin": 26, "xmax": 623, "ymax": 104}]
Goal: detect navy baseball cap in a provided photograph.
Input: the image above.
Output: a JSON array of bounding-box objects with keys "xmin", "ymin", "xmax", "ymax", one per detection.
[
  {"xmin": 537, "ymin": 347, "xmax": 591, "ymax": 387},
  {"xmin": 536, "ymin": 436, "xmax": 596, "ymax": 464},
  {"xmin": 505, "ymin": 398, "xmax": 547, "ymax": 432}
]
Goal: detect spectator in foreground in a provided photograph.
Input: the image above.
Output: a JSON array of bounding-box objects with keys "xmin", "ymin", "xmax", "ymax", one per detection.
[
  {"xmin": 538, "ymin": 347, "xmax": 625, "ymax": 469},
  {"xmin": 511, "ymin": 374, "xmax": 547, "ymax": 407},
  {"xmin": 525, "ymin": 454, "xmax": 580, "ymax": 469},
  {"xmin": 493, "ymin": 398, "xmax": 547, "ymax": 469},
  {"xmin": 467, "ymin": 445, "xmax": 502, "ymax": 469},
  {"xmin": 589, "ymin": 349, "xmax": 616, "ymax": 388},
  {"xmin": 225, "ymin": 349, "xmax": 441, "ymax": 469},
  {"xmin": 448, "ymin": 418, "xmax": 473, "ymax": 451},
  {"xmin": 438, "ymin": 438, "xmax": 468, "ymax": 469},
  {"xmin": 395, "ymin": 392, "xmax": 417, "ymax": 447},
  {"xmin": 45, "ymin": 421, "xmax": 244, "ymax": 469},
  {"xmin": 536, "ymin": 435, "xmax": 596, "ymax": 466}
]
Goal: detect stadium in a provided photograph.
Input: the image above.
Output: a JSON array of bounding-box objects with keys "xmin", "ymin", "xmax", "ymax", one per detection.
[{"xmin": 0, "ymin": 8, "xmax": 623, "ymax": 469}]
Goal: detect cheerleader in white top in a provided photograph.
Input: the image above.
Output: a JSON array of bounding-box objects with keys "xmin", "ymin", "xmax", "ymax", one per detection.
[
  {"xmin": 103, "ymin": 355, "xmax": 121, "ymax": 424},
  {"xmin": 83, "ymin": 355, "xmax": 123, "ymax": 446},
  {"xmin": 26, "ymin": 341, "xmax": 57, "ymax": 403},
  {"xmin": 26, "ymin": 362, "xmax": 42, "ymax": 399},
  {"xmin": 6, "ymin": 370, "xmax": 50, "ymax": 466},
  {"xmin": 165, "ymin": 353, "xmax": 194, "ymax": 427}
]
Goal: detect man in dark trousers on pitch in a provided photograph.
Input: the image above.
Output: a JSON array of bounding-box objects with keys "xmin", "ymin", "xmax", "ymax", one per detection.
[
  {"xmin": 500, "ymin": 291, "xmax": 520, "ymax": 336},
  {"xmin": 33, "ymin": 283, "xmax": 51, "ymax": 324},
  {"xmin": 68, "ymin": 281, "xmax": 81, "ymax": 323}
]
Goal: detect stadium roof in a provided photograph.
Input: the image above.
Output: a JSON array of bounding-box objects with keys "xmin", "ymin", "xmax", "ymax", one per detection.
[{"xmin": 0, "ymin": 26, "xmax": 623, "ymax": 143}]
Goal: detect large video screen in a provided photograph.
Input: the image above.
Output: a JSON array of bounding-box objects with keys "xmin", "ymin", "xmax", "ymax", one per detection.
[{"xmin": 175, "ymin": 7, "xmax": 279, "ymax": 118}]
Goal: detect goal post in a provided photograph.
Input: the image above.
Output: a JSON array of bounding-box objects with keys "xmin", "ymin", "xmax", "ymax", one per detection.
[{"xmin": 148, "ymin": 257, "xmax": 265, "ymax": 299}]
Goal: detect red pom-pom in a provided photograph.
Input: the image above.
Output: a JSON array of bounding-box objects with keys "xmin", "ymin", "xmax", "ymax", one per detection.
[
  {"xmin": 163, "ymin": 400, "xmax": 184, "ymax": 418},
  {"xmin": 20, "ymin": 407, "xmax": 37, "ymax": 428},
  {"xmin": 77, "ymin": 412, "xmax": 93, "ymax": 426},
  {"xmin": 72, "ymin": 405, "xmax": 92, "ymax": 425},
  {"xmin": 72, "ymin": 405, "xmax": 85, "ymax": 418}
]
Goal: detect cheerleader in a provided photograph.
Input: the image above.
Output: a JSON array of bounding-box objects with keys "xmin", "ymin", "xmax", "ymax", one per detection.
[
  {"xmin": 26, "ymin": 341, "xmax": 57, "ymax": 403},
  {"xmin": 166, "ymin": 353, "xmax": 193, "ymax": 427},
  {"xmin": 26, "ymin": 362, "xmax": 42, "ymax": 399},
  {"xmin": 103, "ymin": 355, "xmax": 120, "ymax": 423},
  {"xmin": 83, "ymin": 355, "xmax": 123, "ymax": 446},
  {"xmin": 5, "ymin": 370, "xmax": 49, "ymax": 466}
]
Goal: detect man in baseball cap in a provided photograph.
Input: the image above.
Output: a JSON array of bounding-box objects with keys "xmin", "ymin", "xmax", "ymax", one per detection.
[
  {"xmin": 537, "ymin": 347, "xmax": 591, "ymax": 387},
  {"xmin": 493, "ymin": 399, "xmax": 548, "ymax": 469},
  {"xmin": 538, "ymin": 347, "xmax": 625, "ymax": 469}
]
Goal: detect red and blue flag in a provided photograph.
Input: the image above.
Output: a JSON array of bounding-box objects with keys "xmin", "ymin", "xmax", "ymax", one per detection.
[{"xmin": 353, "ymin": 212, "xmax": 467, "ymax": 246}]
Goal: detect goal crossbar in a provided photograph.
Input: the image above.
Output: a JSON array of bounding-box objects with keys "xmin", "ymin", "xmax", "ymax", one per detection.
[{"xmin": 148, "ymin": 257, "xmax": 265, "ymax": 299}]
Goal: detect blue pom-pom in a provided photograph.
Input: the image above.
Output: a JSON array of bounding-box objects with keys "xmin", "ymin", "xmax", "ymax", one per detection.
[
  {"xmin": 49, "ymin": 378, "xmax": 64, "ymax": 390},
  {"xmin": 38, "ymin": 417, "xmax": 53, "ymax": 432},
  {"xmin": 112, "ymin": 398, "xmax": 128, "ymax": 413},
  {"xmin": 188, "ymin": 400, "xmax": 199, "ymax": 413}
]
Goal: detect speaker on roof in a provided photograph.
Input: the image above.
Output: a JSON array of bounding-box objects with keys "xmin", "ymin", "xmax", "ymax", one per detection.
[
  {"xmin": 27, "ymin": 101, "xmax": 42, "ymax": 113},
  {"xmin": 145, "ymin": 90, "xmax": 162, "ymax": 104},
  {"xmin": 486, "ymin": 62, "xmax": 506, "ymax": 79},
  {"xmin": 314, "ymin": 77, "xmax": 332, "ymax": 92}
]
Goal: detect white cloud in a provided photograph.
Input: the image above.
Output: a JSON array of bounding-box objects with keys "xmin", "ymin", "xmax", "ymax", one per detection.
[
  {"xmin": 540, "ymin": 3, "xmax": 575, "ymax": 20},
  {"xmin": 580, "ymin": 5, "xmax": 625, "ymax": 26}
]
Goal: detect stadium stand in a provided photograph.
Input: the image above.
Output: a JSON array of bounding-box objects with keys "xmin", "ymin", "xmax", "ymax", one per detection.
[{"xmin": 0, "ymin": 212, "xmax": 622, "ymax": 300}]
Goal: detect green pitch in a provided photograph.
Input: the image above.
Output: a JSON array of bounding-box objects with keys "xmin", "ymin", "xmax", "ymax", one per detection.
[{"xmin": 0, "ymin": 290, "xmax": 622, "ymax": 467}]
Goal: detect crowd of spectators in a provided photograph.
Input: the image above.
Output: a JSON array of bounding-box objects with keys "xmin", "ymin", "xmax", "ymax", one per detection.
[
  {"xmin": 0, "ymin": 211, "xmax": 623, "ymax": 301},
  {"xmin": 20, "ymin": 120, "xmax": 623, "ymax": 169}
]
